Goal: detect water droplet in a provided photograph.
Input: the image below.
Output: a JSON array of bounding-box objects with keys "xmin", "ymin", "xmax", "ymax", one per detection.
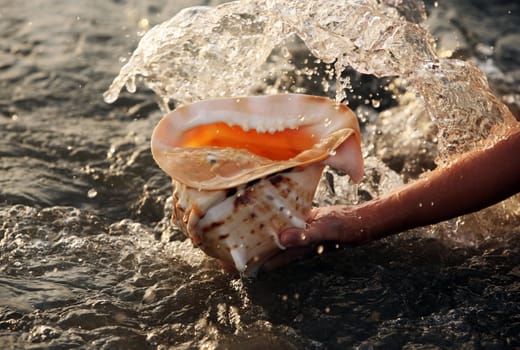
[
  {"xmin": 281, "ymin": 46, "xmax": 290, "ymax": 58},
  {"xmin": 371, "ymin": 99, "xmax": 381, "ymax": 108},
  {"xmin": 103, "ymin": 89, "xmax": 119, "ymax": 104},
  {"xmin": 138, "ymin": 18, "xmax": 149, "ymax": 31},
  {"xmin": 87, "ymin": 188, "xmax": 98, "ymax": 198},
  {"xmin": 125, "ymin": 76, "xmax": 136, "ymax": 93},
  {"xmin": 323, "ymin": 117, "xmax": 332, "ymax": 127},
  {"xmin": 142, "ymin": 287, "xmax": 156, "ymax": 303}
]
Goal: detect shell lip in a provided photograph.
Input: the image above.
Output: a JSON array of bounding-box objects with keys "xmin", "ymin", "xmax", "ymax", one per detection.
[
  {"xmin": 152, "ymin": 128, "xmax": 357, "ymax": 190},
  {"xmin": 151, "ymin": 93, "xmax": 362, "ymax": 190}
]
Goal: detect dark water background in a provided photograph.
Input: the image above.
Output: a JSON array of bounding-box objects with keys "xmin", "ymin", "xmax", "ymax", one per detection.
[{"xmin": 1, "ymin": 0, "xmax": 519, "ymax": 349}]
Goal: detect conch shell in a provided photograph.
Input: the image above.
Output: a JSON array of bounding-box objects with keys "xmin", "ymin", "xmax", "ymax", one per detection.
[{"xmin": 151, "ymin": 94, "xmax": 363, "ymax": 275}]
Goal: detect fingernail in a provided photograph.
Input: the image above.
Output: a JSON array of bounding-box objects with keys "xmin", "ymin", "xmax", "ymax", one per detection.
[{"xmin": 281, "ymin": 229, "xmax": 302, "ymax": 246}]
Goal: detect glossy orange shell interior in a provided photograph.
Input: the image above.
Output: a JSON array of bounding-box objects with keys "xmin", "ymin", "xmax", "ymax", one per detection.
[{"xmin": 151, "ymin": 94, "xmax": 361, "ymax": 190}]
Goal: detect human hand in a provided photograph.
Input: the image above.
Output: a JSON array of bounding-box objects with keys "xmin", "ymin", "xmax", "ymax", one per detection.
[
  {"xmin": 263, "ymin": 205, "xmax": 368, "ymax": 271},
  {"xmin": 215, "ymin": 206, "xmax": 356, "ymax": 274}
]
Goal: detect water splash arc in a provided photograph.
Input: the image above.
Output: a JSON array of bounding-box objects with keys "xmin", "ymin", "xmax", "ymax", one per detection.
[{"xmin": 104, "ymin": 0, "xmax": 517, "ymax": 162}]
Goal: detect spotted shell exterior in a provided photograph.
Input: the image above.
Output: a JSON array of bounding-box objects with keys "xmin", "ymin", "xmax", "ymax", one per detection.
[{"xmin": 151, "ymin": 94, "xmax": 363, "ymax": 275}]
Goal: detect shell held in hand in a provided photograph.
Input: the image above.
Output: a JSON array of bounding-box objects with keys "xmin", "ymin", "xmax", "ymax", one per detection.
[{"xmin": 151, "ymin": 94, "xmax": 363, "ymax": 275}]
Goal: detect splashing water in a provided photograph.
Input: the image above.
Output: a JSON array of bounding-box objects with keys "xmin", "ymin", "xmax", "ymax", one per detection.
[
  {"xmin": 2, "ymin": 1, "xmax": 520, "ymax": 348},
  {"xmin": 104, "ymin": 0, "xmax": 516, "ymax": 165}
]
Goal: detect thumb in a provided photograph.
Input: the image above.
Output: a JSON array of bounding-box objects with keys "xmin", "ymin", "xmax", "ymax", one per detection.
[
  {"xmin": 279, "ymin": 227, "xmax": 315, "ymax": 247},
  {"xmin": 280, "ymin": 222, "xmax": 340, "ymax": 247},
  {"xmin": 280, "ymin": 206, "xmax": 360, "ymax": 247}
]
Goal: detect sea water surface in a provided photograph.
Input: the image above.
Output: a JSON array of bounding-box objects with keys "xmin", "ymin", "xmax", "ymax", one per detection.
[{"xmin": 1, "ymin": 0, "xmax": 519, "ymax": 349}]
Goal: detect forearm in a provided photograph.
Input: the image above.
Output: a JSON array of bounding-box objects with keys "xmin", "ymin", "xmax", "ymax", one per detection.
[
  {"xmin": 271, "ymin": 123, "xmax": 519, "ymax": 270},
  {"xmin": 356, "ymin": 124, "xmax": 520, "ymax": 241}
]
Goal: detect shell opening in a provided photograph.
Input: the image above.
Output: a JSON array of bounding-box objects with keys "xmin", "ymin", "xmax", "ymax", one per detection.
[{"xmin": 178, "ymin": 122, "xmax": 316, "ymax": 161}]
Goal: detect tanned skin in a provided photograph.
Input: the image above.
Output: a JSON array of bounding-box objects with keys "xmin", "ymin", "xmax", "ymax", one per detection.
[{"xmin": 263, "ymin": 122, "xmax": 520, "ymax": 271}]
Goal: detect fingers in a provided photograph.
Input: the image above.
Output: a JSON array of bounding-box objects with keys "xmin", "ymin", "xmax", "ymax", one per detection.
[
  {"xmin": 280, "ymin": 228, "xmax": 317, "ymax": 247},
  {"xmin": 261, "ymin": 206, "xmax": 357, "ymax": 272},
  {"xmin": 280, "ymin": 204, "xmax": 373, "ymax": 247},
  {"xmin": 280, "ymin": 206, "xmax": 347, "ymax": 247}
]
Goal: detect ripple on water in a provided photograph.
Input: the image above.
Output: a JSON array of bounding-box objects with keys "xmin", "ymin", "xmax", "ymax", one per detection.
[{"xmin": 1, "ymin": 0, "xmax": 520, "ymax": 349}]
